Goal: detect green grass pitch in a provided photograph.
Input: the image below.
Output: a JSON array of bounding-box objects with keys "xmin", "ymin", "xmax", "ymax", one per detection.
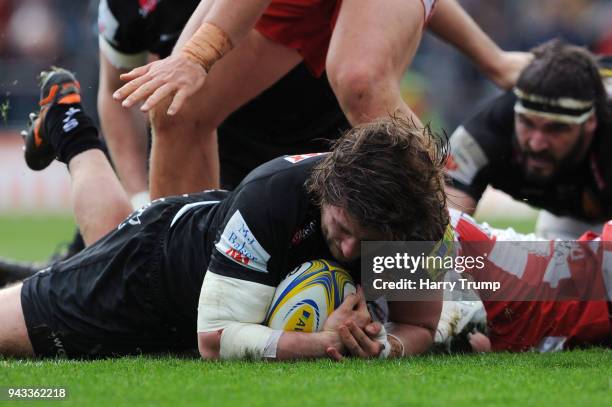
[{"xmin": 0, "ymin": 214, "xmax": 610, "ymax": 407}]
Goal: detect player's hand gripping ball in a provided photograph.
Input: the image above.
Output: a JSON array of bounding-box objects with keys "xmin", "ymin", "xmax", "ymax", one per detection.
[{"xmin": 266, "ymin": 259, "xmax": 356, "ymax": 332}]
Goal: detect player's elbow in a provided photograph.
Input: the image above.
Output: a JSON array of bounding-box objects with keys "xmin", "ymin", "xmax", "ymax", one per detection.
[{"xmin": 197, "ymin": 331, "xmax": 221, "ymax": 360}]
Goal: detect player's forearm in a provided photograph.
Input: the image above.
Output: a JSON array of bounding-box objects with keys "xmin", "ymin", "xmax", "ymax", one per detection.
[
  {"xmin": 387, "ymin": 298, "xmax": 441, "ymax": 355},
  {"xmin": 173, "ymin": 0, "xmax": 215, "ymax": 51},
  {"xmin": 275, "ymin": 331, "xmax": 341, "ymax": 360},
  {"xmin": 178, "ymin": 0, "xmax": 272, "ymax": 71},
  {"xmin": 388, "ymin": 323, "xmax": 435, "ymax": 355},
  {"xmin": 427, "ymin": 0, "xmax": 503, "ymax": 79},
  {"xmin": 204, "ymin": 0, "xmax": 272, "ymax": 44},
  {"xmin": 177, "ymin": 0, "xmax": 271, "ymax": 50},
  {"xmin": 198, "ymin": 328, "xmax": 340, "ymax": 361}
]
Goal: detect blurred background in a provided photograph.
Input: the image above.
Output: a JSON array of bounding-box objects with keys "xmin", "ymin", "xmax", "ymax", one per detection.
[{"xmin": 0, "ymin": 0, "xmax": 611, "ymax": 216}]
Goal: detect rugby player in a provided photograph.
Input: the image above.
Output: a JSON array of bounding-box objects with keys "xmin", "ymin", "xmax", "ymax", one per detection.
[
  {"xmin": 0, "ymin": 0, "xmax": 354, "ymax": 282},
  {"xmin": 112, "ymin": 0, "xmax": 532, "ymax": 198},
  {"xmin": 445, "ymin": 40, "xmax": 612, "ymax": 239},
  {"xmin": 434, "ymin": 209, "xmax": 611, "ymax": 353},
  {"xmin": 97, "ymin": 0, "xmax": 350, "ymax": 197},
  {"xmin": 305, "ymin": 206, "xmax": 612, "ymax": 358},
  {"xmin": 0, "ymin": 68, "xmax": 447, "ymax": 359}
]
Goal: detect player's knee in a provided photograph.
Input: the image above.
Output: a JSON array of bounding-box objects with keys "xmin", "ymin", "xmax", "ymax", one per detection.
[
  {"xmin": 149, "ymin": 102, "xmax": 179, "ymax": 134},
  {"xmin": 327, "ymin": 60, "xmax": 390, "ymax": 119},
  {"xmin": 150, "ymin": 101, "xmax": 219, "ymax": 137}
]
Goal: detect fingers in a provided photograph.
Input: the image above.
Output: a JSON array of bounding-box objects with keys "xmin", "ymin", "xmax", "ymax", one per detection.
[
  {"xmin": 118, "ymin": 64, "xmax": 151, "ymax": 83},
  {"xmin": 166, "ymin": 88, "xmax": 190, "ymax": 116},
  {"xmin": 355, "ymin": 285, "xmax": 365, "ymax": 301},
  {"xmin": 114, "ymin": 74, "xmax": 152, "ymax": 106},
  {"xmin": 338, "ymin": 292, "xmax": 360, "ymax": 311},
  {"xmin": 127, "ymin": 79, "xmax": 169, "ymax": 110},
  {"xmin": 354, "ymin": 286, "xmax": 367, "ymax": 312},
  {"xmin": 113, "ymin": 55, "xmax": 204, "ymax": 114},
  {"xmin": 352, "ymin": 286, "xmax": 372, "ymax": 326},
  {"xmin": 340, "ymin": 285, "xmax": 365, "ymax": 311},
  {"xmin": 346, "ymin": 321, "xmax": 382, "ymax": 357},
  {"xmin": 326, "ymin": 346, "xmax": 343, "ymax": 362},
  {"xmin": 338, "ymin": 324, "xmax": 367, "ymax": 358},
  {"xmin": 141, "ymin": 83, "xmax": 176, "ymax": 113},
  {"xmin": 114, "ymin": 65, "xmax": 152, "ymax": 100},
  {"xmin": 365, "ymin": 321, "xmax": 382, "ymax": 337}
]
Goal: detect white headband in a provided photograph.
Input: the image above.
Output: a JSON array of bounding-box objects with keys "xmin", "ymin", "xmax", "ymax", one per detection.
[{"xmin": 513, "ymin": 87, "xmax": 595, "ymax": 124}]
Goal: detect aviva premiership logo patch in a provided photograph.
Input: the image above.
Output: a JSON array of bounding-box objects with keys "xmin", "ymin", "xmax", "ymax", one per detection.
[
  {"xmin": 215, "ymin": 210, "xmax": 270, "ymax": 273},
  {"xmin": 283, "ymin": 152, "xmax": 327, "ymax": 164}
]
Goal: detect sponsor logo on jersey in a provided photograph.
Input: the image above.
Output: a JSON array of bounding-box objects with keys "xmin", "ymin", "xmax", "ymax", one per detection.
[
  {"xmin": 446, "ymin": 126, "xmax": 488, "ymax": 185},
  {"xmin": 216, "ymin": 210, "xmax": 271, "ymax": 273},
  {"xmin": 117, "ymin": 202, "xmax": 153, "ymax": 230},
  {"xmin": 49, "ymin": 331, "xmax": 67, "ymax": 358},
  {"xmin": 283, "ymin": 152, "xmax": 328, "ymax": 164},
  {"xmin": 445, "ymin": 155, "xmax": 459, "ymax": 171},
  {"xmin": 291, "ymin": 220, "xmax": 317, "ymax": 246},
  {"xmin": 139, "ymin": 0, "xmax": 159, "ymax": 17}
]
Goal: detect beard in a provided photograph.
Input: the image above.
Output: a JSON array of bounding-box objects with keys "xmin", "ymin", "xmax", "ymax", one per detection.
[{"xmin": 516, "ymin": 127, "xmax": 588, "ymax": 185}]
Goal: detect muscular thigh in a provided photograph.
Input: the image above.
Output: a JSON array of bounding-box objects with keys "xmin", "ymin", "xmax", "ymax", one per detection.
[
  {"xmin": 16, "ymin": 196, "xmax": 218, "ymax": 358},
  {"xmin": 327, "ymin": 0, "xmax": 425, "ymax": 79}
]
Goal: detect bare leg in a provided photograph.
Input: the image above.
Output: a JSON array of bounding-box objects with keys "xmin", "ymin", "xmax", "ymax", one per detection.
[
  {"xmin": 149, "ymin": 30, "xmax": 301, "ymax": 198},
  {"xmin": 0, "ymin": 284, "xmax": 34, "ymax": 357},
  {"xmin": 98, "ymin": 52, "xmax": 149, "ymax": 202},
  {"xmin": 326, "ymin": 0, "xmax": 425, "ymax": 126},
  {"xmin": 68, "ymin": 150, "xmax": 132, "ymax": 246},
  {"xmin": 0, "ymin": 138, "xmax": 132, "ymax": 358}
]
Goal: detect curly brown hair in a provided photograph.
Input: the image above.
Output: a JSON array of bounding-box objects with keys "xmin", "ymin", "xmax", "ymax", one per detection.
[{"xmin": 306, "ymin": 116, "xmax": 449, "ymax": 241}]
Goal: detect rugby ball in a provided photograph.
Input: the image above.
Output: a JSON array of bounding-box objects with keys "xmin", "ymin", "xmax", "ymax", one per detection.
[{"xmin": 265, "ymin": 259, "xmax": 356, "ymax": 332}]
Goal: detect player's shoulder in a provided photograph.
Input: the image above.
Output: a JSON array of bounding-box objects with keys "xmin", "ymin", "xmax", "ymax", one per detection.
[
  {"xmin": 238, "ymin": 153, "xmax": 329, "ymax": 189},
  {"xmin": 448, "ymin": 91, "xmax": 515, "ymax": 177},
  {"xmin": 222, "ymin": 152, "xmax": 328, "ymax": 230},
  {"xmin": 209, "ymin": 154, "xmax": 328, "ymax": 283},
  {"xmin": 449, "ymin": 208, "xmax": 491, "ymax": 241},
  {"xmin": 462, "ymin": 90, "xmax": 516, "ymax": 137}
]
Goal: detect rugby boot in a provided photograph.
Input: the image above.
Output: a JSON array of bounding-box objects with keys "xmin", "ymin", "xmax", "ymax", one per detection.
[{"xmin": 22, "ymin": 68, "xmax": 82, "ymax": 170}]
